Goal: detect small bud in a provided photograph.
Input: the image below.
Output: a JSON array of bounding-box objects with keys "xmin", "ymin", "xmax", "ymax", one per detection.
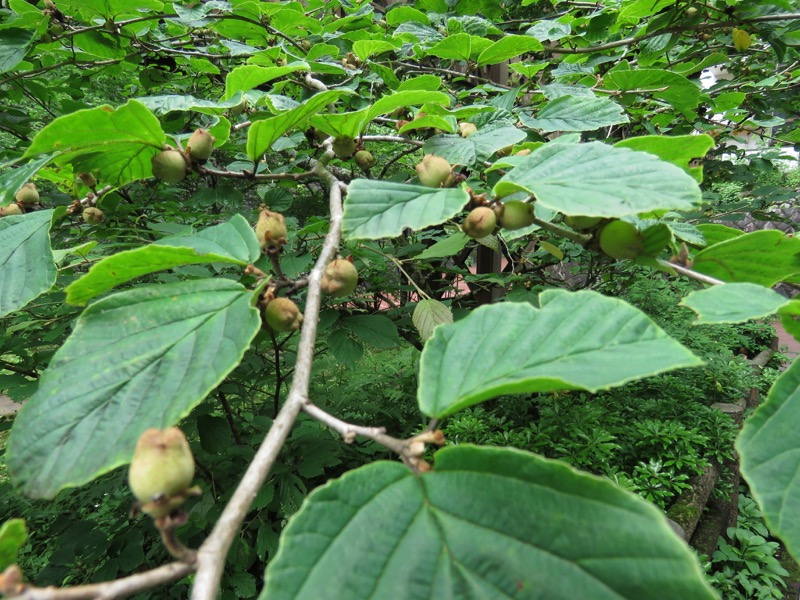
[
  {"xmin": 186, "ymin": 128, "xmax": 215, "ymax": 162},
  {"xmin": 128, "ymin": 428, "xmax": 195, "ymax": 518},
  {"xmin": 82, "ymin": 207, "xmax": 104, "ymax": 224},
  {"xmin": 354, "ymin": 150, "xmax": 375, "ymax": 172},
  {"xmin": 415, "ymin": 155, "xmax": 452, "ymax": 188},
  {"xmin": 255, "ymin": 208, "xmax": 288, "ymax": 250},
  {"xmin": 321, "ymin": 258, "xmax": 359, "ymax": 297},
  {"xmin": 462, "ymin": 207, "xmax": 497, "ymax": 239},
  {"xmin": 15, "ymin": 183, "xmax": 39, "ymax": 206},
  {"xmin": 264, "ymin": 297, "xmax": 303, "ymax": 332},
  {"xmin": 151, "ymin": 150, "xmax": 188, "ymax": 183},
  {"xmin": 78, "ymin": 172, "xmax": 97, "ymax": 188}
]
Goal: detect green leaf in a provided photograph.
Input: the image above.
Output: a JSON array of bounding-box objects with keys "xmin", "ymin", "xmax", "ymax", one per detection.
[
  {"xmin": 398, "ymin": 115, "xmax": 456, "ymax": 134},
  {"xmin": 0, "ymin": 28, "xmax": 35, "ymax": 74},
  {"xmin": 604, "ymin": 69, "xmax": 700, "ymax": 111},
  {"xmin": 261, "ymin": 446, "xmax": 716, "ymax": 600},
  {"xmin": 224, "ymin": 63, "xmax": 309, "ymax": 99},
  {"xmin": 246, "ymin": 90, "xmax": 351, "ymax": 161},
  {"xmin": 386, "ymin": 6, "xmax": 430, "ymax": 26},
  {"xmin": 738, "ymin": 360, "xmax": 800, "ymax": 563},
  {"xmin": 327, "ymin": 329, "xmax": 364, "ymax": 367},
  {"xmin": 477, "ymin": 34, "xmax": 543, "ymax": 66},
  {"xmin": 681, "ymin": 283, "xmax": 789, "ymax": 324},
  {"xmin": 22, "ymin": 100, "xmax": 165, "ymax": 187},
  {"xmin": 65, "ymin": 215, "xmax": 260, "ymax": 306},
  {"xmin": 614, "ymin": 135, "xmax": 715, "ymax": 183},
  {"xmin": 352, "ymin": 40, "xmax": 400, "ymax": 62},
  {"xmin": 137, "ymin": 93, "xmax": 245, "ymax": 115},
  {"xmin": 6, "ymin": 279, "xmax": 261, "ymax": 499},
  {"xmin": 521, "ymin": 96, "xmax": 629, "ymax": 132},
  {"xmin": 0, "ymin": 210, "xmax": 57, "ymax": 318},
  {"xmin": 427, "ymin": 33, "xmax": 473, "ymax": 61},
  {"xmin": 413, "ymin": 299, "xmax": 453, "ymax": 341},
  {"xmin": 0, "ymin": 155, "xmax": 52, "ymax": 205},
  {"xmin": 308, "ymin": 109, "xmax": 370, "ymax": 140},
  {"xmin": 366, "ymin": 90, "xmax": 451, "ymax": 121},
  {"xmin": 414, "ymin": 232, "xmax": 471, "ymax": 260},
  {"xmin": 779, "ymin": 301, "xmax": 800, "ymax": 343},
  {"xmin": 419, "ymin": 290, "xmax": 702, "ymax": 418},
  {"xmin": 493, "ymin": 142, "xmax": 702, "ymax": 217},
  {"xmin": 342, "ymin": 315, "xmax": 402, "ymax": 349},
  {"xmin": 695, "ymin": 223, "xmax": 742, "ymax": 247},
  {"xmin": 343, "ymin": 180, "xmax": 470, "ymax": 241},
  {"xmin": 692, "ymin": 231, "xmax": 800, "ymax": 286},
  {"xmin": 469, "ymin": 125, "xmax": 527, "ymax": 161},
  {"xmin": 0, "ymin": 519, "xmax": 27, "ymax": 571}
]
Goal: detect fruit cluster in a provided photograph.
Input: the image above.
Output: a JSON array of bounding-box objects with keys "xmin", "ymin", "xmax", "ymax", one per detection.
[{"xmin": 151, "ymin": 128, "xmax": 216, "ymax": 184}]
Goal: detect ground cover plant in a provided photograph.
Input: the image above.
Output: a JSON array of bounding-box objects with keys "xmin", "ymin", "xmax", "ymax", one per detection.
[{"xmin": 1, "ymin": 0, "xmax": 800, "ymax": 599}]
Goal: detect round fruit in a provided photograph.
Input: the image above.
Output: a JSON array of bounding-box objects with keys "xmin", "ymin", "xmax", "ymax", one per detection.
[
  {"xmin": 564, "ymin": 215, "xmax": 602, "ymax": 230},
  {"xmin": 128, "ymin": 428, "xmax": 195, "ymax": 516},
  {"xmin": 151, "ymin": 150, "xmax": 187, "ymax": 183},
  {"xmin": 15, "ymin": 183, "xmax": 39, "ymax": 206},
  {"xmin": 332, "ymin": 137, "xmax": 356, "ymax": 159},
  {"xmin": 598, "ymin": 220, "xmax": 643, "ymax": 259},
  {"xmin": 82, "ymin": 207, "xmax": 104, "ymax": 224},
  {"xmin": 415, "ymin": 155, "xmax": 452, "ymax": 188},
  {"xmin": 498, "ymin": 201, "xmax": 534, "ymax": 230},
  {"xmin": 186, "ymin": 128, "xmax": 215, "ymax": 161},
  {"xmin": 458, "ymin": 122, "xmax": 477, "ymax": 138},
  {"xmin": 264, "ymin": 297, "xmax": 303, "ymax": 332},
  {"xmin": 462, "ymin": 207, "xmax": 497, "ymax": 239},
  {"xmin": 255, "ymin": 208, "xmax": 287, "ymax": 250},
  {"xmin": 0, "ymin": 203, "xmax": 23, "ymax": 217},
  {"xmin": 321, "ymin": 258, "xmax": 358, "ymax": 297},
  {"xmin": 78, "ymin": 172, "xmax": 97, "ymax": 188},
  {"xmin": 354, "ymin": 150, "xmax": 375, "ymax": 172},
  {"xmin": 686, "ymin": 6, "xmax": 698, "ymax": 16}
]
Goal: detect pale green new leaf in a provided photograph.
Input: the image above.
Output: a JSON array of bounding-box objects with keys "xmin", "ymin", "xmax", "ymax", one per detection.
[
  {"xmin": 427, "ymin": 33, "xmax": 472, "ymax": 61},
  {"xmin": 414, "ymin": 232, "xmax": 471, "ymax": 260},
  {"xmin": 413, "ymin": 299, "xmax": 453, "ymax": 341},
  {"xmin": 493, "ymin": 142, "xmax": 701, "ymax": 217},
  {"xmin": 477, "ymin": 34, "xmax": 543, "ymax": 66},
  {"xmin": 343, "ymin": 180, "xmax": 470, "ymax": 241},
  {"xmin": 352, "ymin": 40, "xmax": 400, "ymax": 61},
  {"xmin": 65, "ymin": 215, "xmax": 260, "ymax": 306},
  {"xmin": 739, "ymin": 360, "xmax": 800, "ymax": 562},
  {"xmin": 366, "ymin": 90, "xmax": 450, "ymax": 121},
  {"xmin": 692, "ymin": 230, "xmax": 800, "ymax": 286},
  {"xmin": 6, "ymin": 279, "xmax": 261, "ymax": 498},
  {"xmin": 604, "ymin": 69, "xmax": 700, "ymax": 111},
  {"xmin": 419, "ymin": 290, "xmax": 702, "ymax": 418},
  {"xmin": 615, "ymin": 135, "xmax": 715, "ymax": 182},
  {"xmin": 224, "ymin": 64, "xmax": 309, "ymax": 100},
  {"xmin": 22, "ymin": 100, "xmax": 165, "ymax": 187},
  {"xmin": 521, "ymin": 96, "xmax": 628, "ymax": 132},
  {"xmin": 681, "ymin": 283, "xmax": 789, "ymax": 324},
  {"xmin": 261, "ymin": 446, "xmax": 716, "ymax": 600},
  {"xmin": 0, "ymin": 210, "xmax": 57, "ymax": 317}
]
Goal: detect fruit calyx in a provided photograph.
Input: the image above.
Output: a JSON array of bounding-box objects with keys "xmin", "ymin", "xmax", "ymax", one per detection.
[{"xmin": 321, "ymin": 258, "xmax": 359, "ymax": 297}]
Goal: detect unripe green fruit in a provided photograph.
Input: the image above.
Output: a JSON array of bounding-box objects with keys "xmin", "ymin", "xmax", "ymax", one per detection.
[
  {"xmin": 332, "ymin": 137, "xmax": 356, "ymax": 159},
  {"xmin": 82, "ymin": 207, "xmax": 104, "ymax": 224},
  {"xmin": 186, "ymin": 128, "xmax": 215, "ymax": 161},
  {"xmin": 0, "ymin": 203, "xmax": 23, "ymax": 217},
  {"xmin": 321, "ymin": 258, "xmax": 358, "ymax": 297},
  {"xmin": 354, "ymin": 150, "xmax": 375, "ymax": 171},
  {"xmin": 415, "ymin": 155, "xmax": 452, "ymax": 188},
  {"xmin": 15, "ymin": 183, "xmax": 39, "ymax": 205},
  {"xmin": 686, "ymin": 6, "xmax": 698, "ymax": 17},
  {"xmin": 255, "ymin": 208, "xmax": 287, "ymax": 249},
  {"xmin": 564, "ymin": 215, "xmax": 602, "ymax": 230},
  {"xmin": 301, "ymin": 39, "xmax": 312, "ymax": 51},
  {"xmin": 78, "ymin": 172, "xmax": 97, "ymax": 188},
  {"xmin": 264, "ymin": 297, "xmax": 303, "ymax": 332},
  {"xmin": 598, "ymin": 220, "xmax": 643, "ymax": 259},
  {"xmin": 128, "ymin": 427, "xmax": 195, "ymax": 517},
  {"xmin": 458, "ymin": 122, "xmax": 477, "ymax": 137},
  {"xmin": 498, "ymin": 201, "xmax": 534, "ymax": 230},
  {"xmin": 462, "ymin": 207, "xmax": 497, "ymax": 239},
  {"xmin": 151, "ymin": 150, "xmax": 187, "ymax": 183}
]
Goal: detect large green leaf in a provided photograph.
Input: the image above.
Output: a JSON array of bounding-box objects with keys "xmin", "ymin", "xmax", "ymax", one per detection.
[
  {"xmin": 692, "ymin": 230, "xmax": 800, "ymax": 286},
  {"xmin": 22, "ymin": 100, "xmax": 165, "ymax": 187},
  {"xmin": 614, "ymin": 135, "xmax": 714, "ymax": 183},
  {"xmin": 224, "ymin": 63, "xmax": 309, "ymax": 99},
  {"xmin": 6, "ymin": 279, "xmax": 261, "ymax": 499},
  {"xmin": 343, "ymin": 180, "xmax": 470, "ymax": 240},
  {"xmin": 493, "ymin": 142, "xmax": 702, "ymax": 218},
  {"xmin": 0, "ymin": 155, "xmax": 52, "ymax": 205},
  {"xmin": 65, "ymin": 215, "xmax": 260, "ymax": 306},
  {"xmin": 477, "ymin": 34, "xmax": 543, "ymax": 65},
  {"xmin": 680, "ymin": 283, "xmax": 790, "ymax": 324},
  {"xmin": 738, "ymin": 359, "xmax": 800, "ymax": 562},
  {"xmin": 604, "ymin": 69, "xmax": 700, "ymax": 111},
  {"xmin": 0, "ymin": 210, "xmax": 57, "ymax": 318},
  {"xmin": 0, "ymin": 28, "xmax": 35, "ymax": 74},
  {"xmin": 427, "ymin": 33, "xmax": 473, "ymax": 61},
  {"xmin": 261, "ymin": 445, "xmax": 716, "ymax": 600},
  {"xmin": 246, "ymin": 90, "xmax": 351, "ymax": 160},
  {"xmin": 521, "ymin": 96, "xmax": 629, "ymax": 132},
  {"xmin": 366, "ymin": 90, "xmax": 451, "ymax": 121},
  {"xmin": 418, "ymin": 290, "xmax": 702, "ymax": 418}
]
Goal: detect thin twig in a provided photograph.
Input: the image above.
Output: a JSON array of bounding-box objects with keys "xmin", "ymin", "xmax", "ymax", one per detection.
[
  {"xmin": 656, "ymin": 259, "xmax": 726, "ymax": 286},
  {"xmin": 301, "ymin": 401, "xmax": 407, "ymax": 454}
]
